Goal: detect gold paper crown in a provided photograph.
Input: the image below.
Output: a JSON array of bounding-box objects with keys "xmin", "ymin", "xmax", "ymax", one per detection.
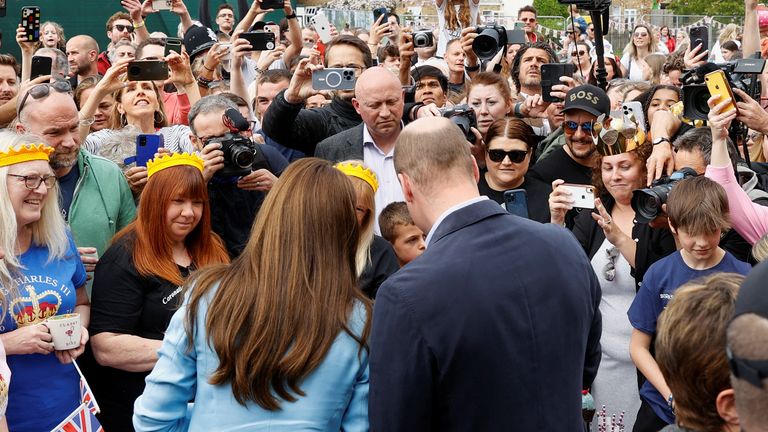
[
  {"xmin": 146, "ymin": 153, "xmax": 204, "ymax": 178},
  {"xmin": 592, "ymin": 113, "xmax": 647, "ymax": 157},
  {"xmin": 335, "ymin": 162, "xmax": 379, "ymax": 192},
  {"xmin": 0, "ymin": 144, "xmax": 54, "ymax": 167}
]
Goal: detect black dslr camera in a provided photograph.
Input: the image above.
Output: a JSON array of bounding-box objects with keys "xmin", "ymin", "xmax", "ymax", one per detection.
[
  {"xmin": 208, "ymin": 108, "xmax": 268, "ymax": 178},
  {"xmin": 440, "ymin": 104, "xmax": 477, "ymax": 142},
  {"xmin": 631, "ymin": 167, "xmax": 698, "ymax": 223},
  {"xmin": 472, "ymin": 25, "xmax": 507, "ymax": 60},
  {"xmin": 681, "ymin": 59, "xmax": 765, "ymax": 121}
]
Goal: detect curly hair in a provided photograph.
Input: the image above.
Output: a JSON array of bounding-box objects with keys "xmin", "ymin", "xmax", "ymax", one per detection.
[
  {"xmin": 443, "ymin": 0, "xmax": 472, "ymax": 31},
  {"xmin": 591, "ymin": 142, "xmax": 653, "ymax": 198},
  {"xmin": 510, "ymin": 41, "xmax": 557, "ymax": 92}
]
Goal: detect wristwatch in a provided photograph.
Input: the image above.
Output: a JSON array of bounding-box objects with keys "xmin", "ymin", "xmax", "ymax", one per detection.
[
  {"xmin": 285, "ymin": 13, "xmax": 297, "ymax": 19},
  {"xmin": 652, "ymin": 137, "xmax": 671, "ymax": 146},
  {"xmin": 464, "ymin": 64, "xmax": 480, "ymax": 72}
]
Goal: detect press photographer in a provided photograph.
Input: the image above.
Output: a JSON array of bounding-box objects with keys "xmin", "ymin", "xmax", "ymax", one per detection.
[{"xmin": 189, "ymin": 94, "xmax": 288, "ymax": 257}]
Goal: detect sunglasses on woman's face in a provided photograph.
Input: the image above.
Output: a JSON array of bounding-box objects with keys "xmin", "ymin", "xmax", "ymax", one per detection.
[
  {"xmin": 571, "ymin": 50, "xmax": 586, "ymax": 57},
  {"xmin": 487, "ymin": 149, "xmax": 529, "ymax": 163},
  {"xmin": 563, "ymin": 120, "xmax": 595, "ymax": 135},
  {"xmin": 634, "ymin": 32, "xmax": 649, "ymax": 37}
]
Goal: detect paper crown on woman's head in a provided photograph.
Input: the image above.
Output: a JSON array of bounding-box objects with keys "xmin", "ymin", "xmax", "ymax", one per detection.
[
  {"xmin": 0, "ymin": 143, "xmax": 54, "ymax": 167},
  {"xmin": 592, "ymin": 112, "xmax": 647, "ymax": 157},
  {"xmin": 146, "ymin": 153, "xmax": 204, "ymax": 178},
  {"xmin": 334, "ymin": 162, "xmax": 379, "ymax": 193}
]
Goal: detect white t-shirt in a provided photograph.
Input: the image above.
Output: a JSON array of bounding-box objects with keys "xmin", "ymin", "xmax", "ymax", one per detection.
[
  {"xmin": 0, "ymin": 339, "xmax": 9, "ymax": 417},
  {"xmin": 436, "ymin": 0, "xmax": 480, "ymax": 57}
]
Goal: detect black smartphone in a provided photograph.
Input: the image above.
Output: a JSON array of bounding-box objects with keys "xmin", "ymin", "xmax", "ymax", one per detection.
[
  {"xmin": 541, "ymin": 63, "xmax": 576, "ymax": 103},
  {"xmin": 127, "ymin": 60, "xmax": 169, "ymax": 81},
  {"xmin": 240, "ymin": 31, "xmax": 276, "ymax": 51},
  {"xmin": 504, "ymin": 189, "xmax": 529, "ymax": 219},
  {"xmin": 505, "ymin": 29, "xmax": 527, "ymax": 45},
  {"xmin": 312, "ymin": 68, "xmax": 356, "ymax": 91},
  {"xmin": 165, "ymin": 37, "xmax": 182, "ymax": 56},
  {"xmin": 30, "ymin": 55, "xmax": 52, "ymax": 80},
  {"xmin": 259, "ymin": 0, "xmax": 284, "ymax": 10},
  {"xmin": 689, "ymin": 26, "xmax": 709, "ymax": 52},
  {"xmin": 373, "ymin": 7, "xmax": 388, "ymax": 25},
  {"xmin": 20, "ymin": 6, "xmax": 41, "ymax": 42}
]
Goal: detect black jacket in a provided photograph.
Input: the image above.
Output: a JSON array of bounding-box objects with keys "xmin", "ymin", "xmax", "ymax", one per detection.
[
  {"xmin": 572, "ymin": 195, "xmax": 677, "ymax": 290},
  {"xmin": 359, "ymin": 235, "xmax": 399, "ymax": 299}
]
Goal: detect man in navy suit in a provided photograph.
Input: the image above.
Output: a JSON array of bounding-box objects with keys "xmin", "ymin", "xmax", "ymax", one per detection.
[{"xmin": 369, "ymin": 117, "xmax": 602, "ymax": 431}]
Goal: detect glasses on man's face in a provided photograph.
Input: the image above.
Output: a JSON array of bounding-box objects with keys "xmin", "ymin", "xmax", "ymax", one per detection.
[
  {"xmin": 487, "ymin": 149, "xmax": 529, "ymax": 163},
  {"xmin": 603, "ymin": 246, "xmax": 619, "ymax": 281},
  {"xmin": 563, "ymin": 120, "xmax": 595, "ymax": 135},
  {"xmin": 113, "ymin": 24, "xmax": 135, "ymax": 33},
  {"xmin": 7, "ymin": 174, "xmax": 57, "ymax": 190},
  {"xmin": 217, "ymin": 13, "xmax": 234, "ymax": 19},
  {"xmin": 520, "ymin": 18, "xmax": 536, "ymax": 23},
  {"xmin": 329, "ymin": 64, "xmax": 364, "ymax": 73},
  {"xmin": 17, "ymin": 80, "xmax": 73, "ymax": 117},
  {"xmin": 571, "ymin": 50, "xmax": 586, "ymax": 57}
]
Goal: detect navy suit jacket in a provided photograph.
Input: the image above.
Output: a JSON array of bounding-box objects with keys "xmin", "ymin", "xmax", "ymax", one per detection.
[{"xmin": 369, "ymin": 199, "xmax": 602, "ymax": 431}]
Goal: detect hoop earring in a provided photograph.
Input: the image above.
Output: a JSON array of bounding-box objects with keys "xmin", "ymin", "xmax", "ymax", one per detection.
[
  {"xmin": 120, "ymin": 113, "xmax": 127, "ymax": 127},
  {"xmin": 154, "ymin": 110, "xmax": 166, "ymax": 125}
]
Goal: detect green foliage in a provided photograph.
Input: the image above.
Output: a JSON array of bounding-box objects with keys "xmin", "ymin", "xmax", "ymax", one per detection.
[
  {"xmin": 532, "ymin": 0, "xmax": 568, "ymax": 18},
  {"xmin": 666, "ymin": 0, "xmax": 744, "ymax": 17}
]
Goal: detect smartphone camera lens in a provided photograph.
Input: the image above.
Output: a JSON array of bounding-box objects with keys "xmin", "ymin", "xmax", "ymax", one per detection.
[
  {"xmin": 326, "ymin": 71, "xmax": 342, "ymax": 88},
  {"xmin": 129, "ymin": 66, "xmax": 141, "ymax": 76}
]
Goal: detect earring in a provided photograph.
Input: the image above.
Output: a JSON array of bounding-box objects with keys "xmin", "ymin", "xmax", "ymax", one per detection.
[
  {"xmin": 154, "ymin": 110, "xmax": 166, "ymax": 125},
  {"xmin": 120, "ymin": 113, "xmax": 127, "ymax": 127}
]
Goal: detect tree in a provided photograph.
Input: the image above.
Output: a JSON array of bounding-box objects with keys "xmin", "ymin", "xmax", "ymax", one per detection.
[
  {"xmin": 666, "ymin": 0, "xmax": 743, "ymax": 17},
  {"xmin": 533, "ymin": 0, "xmax": 568, "ymax": 18}
]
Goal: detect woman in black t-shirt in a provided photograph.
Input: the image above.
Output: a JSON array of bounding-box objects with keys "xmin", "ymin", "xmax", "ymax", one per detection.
[{"xmin": 87, "ymin": 155, "xmax": 230, "ymax": 431}]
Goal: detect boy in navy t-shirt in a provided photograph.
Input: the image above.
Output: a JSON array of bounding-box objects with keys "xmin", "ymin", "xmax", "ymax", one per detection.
[{"xmin": 627, "ymin": 176, "xmax": 750, "ymax": 431}]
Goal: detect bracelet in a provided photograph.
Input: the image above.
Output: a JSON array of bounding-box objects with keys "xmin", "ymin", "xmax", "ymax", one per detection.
[
  {"xmin": 133, "ymin": 19, "xmax": 145, "ymax": 29},
  {"xmin": 254, "ymin": 66, "xmax": 267, "ymax": 74},
  {"xmin": 513, "ymin": 102, "xmax": 525, "ymax": 119},
  {"xmin": 464, "ymin": 64, "xmax": 480, "ymax": 72},
  {"xmin": 667, "ymin": 394, "xmax": 674, "ymax": 409},
  {"xmin": 203, "ymin": 64, "xmax": 215, "ymax": 72},
  {"xmin": 285, "ymin": 13, "xmax": 297, "ymax": 19},
  {"xmin": 197, "ymin": 76, "xmax": 213, "ymax": 86}
]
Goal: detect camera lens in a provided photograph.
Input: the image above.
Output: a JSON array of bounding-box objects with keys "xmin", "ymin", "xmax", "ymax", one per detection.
[
  {"xmin": 129, "ymin": 66, "xmax": 141, "ymax": 76},
  {"xmin": 682, "ymin": 84, "xmax": 711, "ymax": 121},
  {"xmin": 231, "ymin": 146, "xmax": 255, "ymax": 169},
  {"xmin": 473, "ymin": 28, "xmax": 502, "ymax": 60},
  {"xmin": 326, "ymin": 71, "xmax": 342, "ymax": 88}
]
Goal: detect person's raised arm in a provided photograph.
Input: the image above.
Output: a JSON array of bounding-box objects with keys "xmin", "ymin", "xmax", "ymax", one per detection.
[
  {"xmin": 368, "ymin": 14, "xmax": 390, "ymax": 56},
  {"xmin": 122, "ymin": 0, "xmax": 152, "ymax": 45},
  {"xmin": 171, "ymin": 0, "xmax": 195, "ymax": 35},
  {"xmin": 460, "ymin": 27, "xmax": 480, "ymax": 80},
  {"xmin": 743, "ymin": 0, "xmax": 760, "ymax": 59},
  {"xmin": 229, "ymin": 32, "xmax": 252, "ymax": 104},
  {"xmin": 233, "ymin": 0, "xmax": 271, "ymax": 37},
  {"xmin": 281, "ymin": 1, "xmax": 302, "ymax": 68},
  {"xmin": 646, "ymin": 110, "xmax": 681, "ymax": 186},
  {"xmin": 167, "ymin": 50, "xmax": 201, "ymax": 108},
  {"xmin": 398, "ymin": 30, "xmax": 414, "ymax": 86},
  {"xmin": 78, "ymin": 59, "xmax": 130, "ymax": 142},
  {"xmin": 16, "ymin": 25, "xmax": 37, "ymax": 82}
]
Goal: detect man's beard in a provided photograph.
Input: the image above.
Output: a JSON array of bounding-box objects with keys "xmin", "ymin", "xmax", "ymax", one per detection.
[
  {"xmin": 566, "ymin": 138, "xmax": 597, "ymax": 160},
  {"xmin": 520, "ymin": 75, "xmax": 541, "ymax": 89},
  {"xmin": 50, "ymin": 151, "xmax": 78, "ymax": 170}
]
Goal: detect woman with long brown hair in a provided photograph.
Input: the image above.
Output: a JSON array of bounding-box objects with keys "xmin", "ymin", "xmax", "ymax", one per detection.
[
  {"xmin": 87, "ymin": 154, "xmax": 229, "ymax": 431},
  {"xmin": 134, "ymin": 158, "xmax": 372, "ymax": 431},
  {"xmin": 435, "ymin": 0, "xmax": 480, "ymax": 57}
]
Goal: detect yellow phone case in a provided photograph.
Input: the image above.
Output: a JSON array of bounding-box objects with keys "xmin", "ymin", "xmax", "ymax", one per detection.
[{"xmin": 705, "ymin": 70, "xmax": 738, "ymax": 114}]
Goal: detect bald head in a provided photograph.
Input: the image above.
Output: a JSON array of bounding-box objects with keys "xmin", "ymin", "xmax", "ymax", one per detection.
[
  {"xmin": 394, "ymin": 117, "xmax": 475, "ymax": 190},
  {"xmin": 354, "ymin": 67, "xmax": 401, "ymax": 100},
  {"xmin": 67, "ymin": 35, "xmax": 99, "ymax": 77},
  {"xmin": 352, "ymin": 67, "xmax": 404, "ymax": 141}
]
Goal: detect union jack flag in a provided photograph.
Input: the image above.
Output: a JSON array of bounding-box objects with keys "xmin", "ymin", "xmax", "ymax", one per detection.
[{"xmin": 51, "ymin": 403, "xmax": 103, "ymax": 432}]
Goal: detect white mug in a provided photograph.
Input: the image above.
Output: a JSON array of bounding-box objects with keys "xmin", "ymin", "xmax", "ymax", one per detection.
[{"xmin": 45, "ymin": 313, "xmax": 82, "ymax": 350}]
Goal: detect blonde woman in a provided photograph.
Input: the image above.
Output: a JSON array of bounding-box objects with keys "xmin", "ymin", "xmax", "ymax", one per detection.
[
  {"xmin": 0, "ymin": 132, "xmax": 89, "ymax": 431},
  {"xmin": 621, "ymin": 25, "xmax": 663, "ymax": 81},
  {"xmin": 711, "ymin": 23, "xmax": 741, "ymax": 63},
  {"xmin": 435, "ymin": 0, "xmax": 480, "ymax": 57},
  {"xmin": 335, "ymin": 161, "xmax": 399, "ymax": 299}
]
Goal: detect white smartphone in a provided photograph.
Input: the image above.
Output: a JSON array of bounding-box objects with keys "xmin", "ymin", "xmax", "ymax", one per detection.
[
  {"xmin": 152, "ymin": 0, "xmax": 172, "ymax": 10},
  {"xmin": 560, "ymin": 183, "xmax": 596, "ymax": 209},
  {"xmin": 310, "ymin": 13, "xmax": 333, "ymax": 44},
  {"xmin": 621, "ymin": 101, "xmax": 646, "ymax": 131}
]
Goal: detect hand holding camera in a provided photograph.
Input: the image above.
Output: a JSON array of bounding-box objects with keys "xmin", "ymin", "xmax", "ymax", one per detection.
[
  {"xmin": 15, "ymin": 24, "xmax": 37, "ymax": 56},
  {"xmin": 285, "ymin": 57, "xmax": 324, "ymax": 103},
  {"xmin": 369, "ymin": 14, "xmax": 391, "ymax": 47},
  {"xmin": 708, "ymin": 94, "xmax": 738, "ymax": 142},
  {"xmin": 684, "ymin": 43, "xmax": 708, "ymax": 70},
  {"xmin": 167, "ymin": 50, "xmax": 194, "ymax": 87},
  {"xmin": 732, "ymin": 87, "xmax": 768, "ymax": 134}
]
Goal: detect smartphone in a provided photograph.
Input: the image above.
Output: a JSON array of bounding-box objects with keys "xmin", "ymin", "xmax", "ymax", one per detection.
[
  {"xmin": 504, "ymin": 189, "xmax": 529, "ymax": 218},
  {"xmin": 312, "ymin": 68, "xmax": 356, "ymax": 91},
  {"xmin": 560, "ymin": 184, "xmax": 595, "ymax": 209},
  {"xmin": 621, "ymin": 101, "xmax": 646, "ymax": 131},
  {"xmin": 127, "ymin": 60, "xmax": 169, "ymax": 81},
  {"xmin": 136, "ymin": 134, "xmax": 163, "ymax": 167},
  {"xmin": 152, "ymin": 0, "xmax": 172, "ymax": 10},
  {"xmin": 240, "ymin": 31, "xmax": 276, "ymax": 51},
  {"xmin": 541, "ymin": 63, "xmax": 576, "ymax": 103},
  {"xmin": 20, "ymin": 6, "xmax": 41, "ymax": 42},
  {"xmin": 259, "ymin": 0, "xmax": 284, "ymax": 10},
  {"xmin": 705, "ymin": 70, "xmax": 738, "ymax": 114},
  {"xmin": 165, "ymin": 37, "xmax": 182, "ymax": 56},
  {"xmin": 373, "ymin": 7, "xmax": 389, "ymax": 25},
  {"xmin": 30, "ymin": 55, "xmax": 52, "ymax": 80},
  {"xmin": 505, "ymin": 29, "xmax": 527, "ymax": 45},
  {"xmin": 689, "ymin": 26, "xmax": 709, "ymax": 52},
  {"xmin": 514, "ymin": 21, "xmax": 526, "ymax": 30},
  {"xmin": 310, "ymin": 13, "xmax": 333, "ymax": 44}
]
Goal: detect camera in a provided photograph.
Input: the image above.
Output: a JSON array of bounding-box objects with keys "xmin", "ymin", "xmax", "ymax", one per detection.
[
  {"xmin": 682, "ymin": 60, "xmax": 765, "ymax": 121},
  {"xmin": 473, "ymin": 25, "xmax": 507, "ymax": 60},
  {"xmin": 631, "ymin": 167, "xmax": 698, "ymax": 223},
  {"xmin": 207, "ymin": 133, "xmax": 260, "ymax": 178},
  {"xmin": 312, "ymin": 68, "xmax": 356, "ymax": 91},
  {"xmin": 413, "ymin": 30, "xmax": 434, "ymax": 48},
  {"xmin": 440, "ymin": 104, "xmax": 477, "ymax": 142}
]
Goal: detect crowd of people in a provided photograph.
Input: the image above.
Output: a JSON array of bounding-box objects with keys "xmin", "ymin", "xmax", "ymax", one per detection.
[{"xmin": 0, "ymin": 0, "xmax": 768, "ymax": 430}]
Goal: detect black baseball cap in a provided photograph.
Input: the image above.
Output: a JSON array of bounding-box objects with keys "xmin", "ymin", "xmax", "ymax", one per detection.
[
  {"xmin": 729, "ymin": 261, "xmax": 768, "ymax": 389},
  {"xmin": 562, "ymin": 84, "xmax": 610, "ymax": 117}
]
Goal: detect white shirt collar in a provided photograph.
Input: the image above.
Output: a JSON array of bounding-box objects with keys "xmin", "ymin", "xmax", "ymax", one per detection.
[{"xmin": 424, "ymin": 196, "xmax": 489, "ymax": 247}]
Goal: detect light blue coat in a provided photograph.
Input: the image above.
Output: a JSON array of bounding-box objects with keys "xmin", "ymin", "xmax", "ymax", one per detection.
[{"xmin": 133, "ymin": 286, "xmax": 370, "ymax": 432}]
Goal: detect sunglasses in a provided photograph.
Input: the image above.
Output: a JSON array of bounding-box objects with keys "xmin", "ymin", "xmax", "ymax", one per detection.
[
  {"xmin": 520, "ymin": 18, "xmax": 536, "ymax": 22},
  {"xmin": 17, "ymin": 80, "xmax": 73, "ymax": 117},
  {"xmin": 634, "ymin": 32, "xmax": 649, "ymax": 37},
  {"xmin": 487, "ymin": 149, "xmax": 529, "ymax": 163},
  {"xmin": 563, "ymin": 120, "xmax": 595, "ymax": 135},
  {"xmin": 571, "ymin": 50, "xmax": 586, "ymax": 57},
  {"xmin": 113, "ymin": 24, "xmax": 135, "ymax": 33},
  {"xmin": 603, "ymin": 246, "xmax": 619, "ymax": 281},
  {"xmin": 7, "ymin": 174, "xmax": 57, "ymax": 190}
]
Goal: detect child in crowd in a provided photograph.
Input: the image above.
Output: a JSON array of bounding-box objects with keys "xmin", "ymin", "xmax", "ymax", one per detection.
[
  {"xmin": 627, "ymin": 176, "xmax": 751, "ymax": 431},
  {"xmin": 379, "ymin": 202, "xmax": 426, "ymax": 267}
]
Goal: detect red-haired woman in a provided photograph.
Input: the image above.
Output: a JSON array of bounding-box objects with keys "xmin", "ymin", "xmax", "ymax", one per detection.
[{"xmin": 86, "ymin": 154, "xmax": 229, "ymax": 431}]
